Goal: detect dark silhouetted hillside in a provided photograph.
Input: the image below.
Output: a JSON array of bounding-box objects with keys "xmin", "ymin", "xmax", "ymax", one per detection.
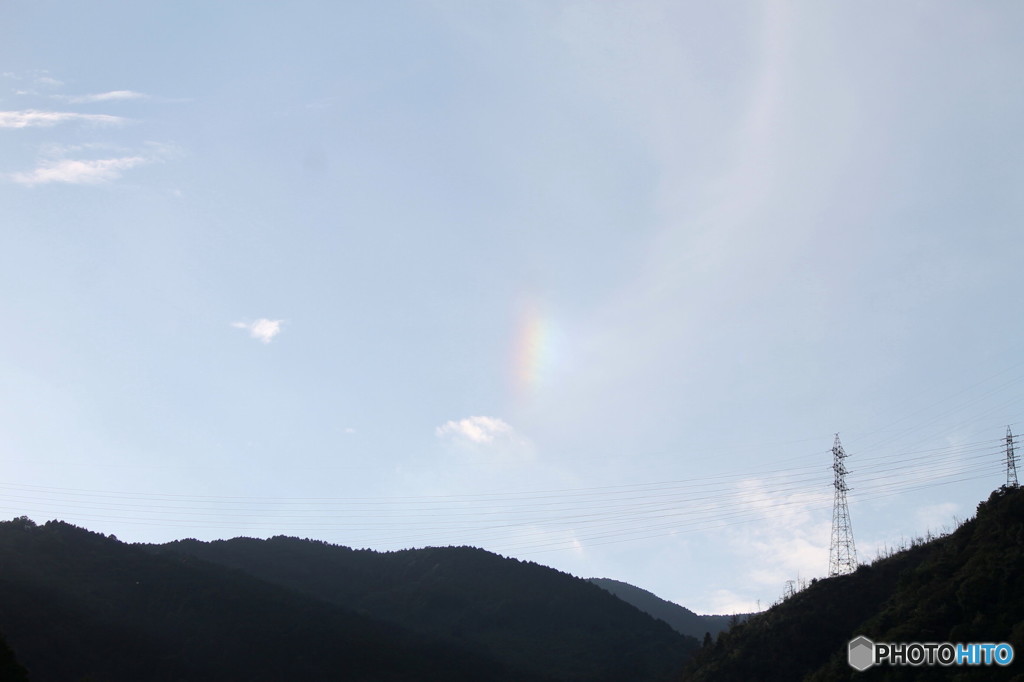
[
  {"xmin": 588, "ymin": 578, "xmax": 741, "ymax": 640},
  {"xmin": 0, "ymin": 632, "xmax": 29, "ymax": 682},
  {"xmin": 681, "ymin": 486, "xmax": 1024, "ymax": 681},
  {"xmin": 0, "ymin": 517, "xmax": 537, "ymax": 682},
  {"xmin": 157, "ymin": 537, "xmax": 699, "ymax": 681}
]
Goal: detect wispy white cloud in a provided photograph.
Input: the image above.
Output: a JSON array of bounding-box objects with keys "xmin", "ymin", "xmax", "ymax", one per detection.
[
  {"xmin": 38, "ymin": 142, "xmax": 113, "ymax": 156},
  {"xmin": 436, "ymin": 416, "xmax": 518, "ymax": 445},
  {"xmin": 10, "ymin": 156, "xmax": 148, "ymax": 186},
  {"xmin": 2, "ymin": 74, "xmax": 178, "ymax": 189},
  {"xmin": 0, "ymin": 110, "xmax": 126, "ymax": 128},
  {"xmin": 435, "ymin": 416, "xmax": 535, "ymax": 470},
  {"xmin": 232, "ymin": 319, "xmax": 284, "ymax": 344},
  {"xmin": 61, "ymin": 90, "xmax": 148, "ymax": 104},
  {"xmin": 703, "ymin": 588, "xmax": 761, "ymax": 615},
  {"xmin": 9, "ymin": 142, "xmax": 177, "ymax": 186},
  {"xmin": 720, "ymin": 477, "xmax": 832, "ymax": 600},
  {"xmin": 1, "ymin": 70, "xmax": 63, "ymax": 88}
]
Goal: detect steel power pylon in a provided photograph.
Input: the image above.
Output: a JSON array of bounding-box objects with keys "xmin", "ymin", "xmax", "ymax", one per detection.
[
  {"xmin": 1006, "ymin": 426, "xmax": 1019, "ymax": 488},
  {"xmin": 828, "ymin": 434, "xmax": 858, "ymax": 577}
]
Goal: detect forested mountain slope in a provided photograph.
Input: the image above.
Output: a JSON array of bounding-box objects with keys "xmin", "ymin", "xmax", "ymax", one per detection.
[
  {"xmin": 0, "ymin": 516, "xmax": 697, "ymax": 682},
  {"xmin": 158, "ymin": 538, "xmax": 698, "ymax": 682},
  {"xmin": 0, "ymin": 518, "xmax": 538, "ymax": 682},
  {"xmin": 682, "ymin": 486, "xmax": 1024, "ymax": 681}
]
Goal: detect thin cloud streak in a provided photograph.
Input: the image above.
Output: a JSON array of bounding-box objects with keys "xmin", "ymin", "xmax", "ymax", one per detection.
[
  {"xmin": 10, "ymin": 156, "xmax": 149, "ymax": 185},
  {"xmin": 0, "ymin": 110, "xmax": 127, "ymax": 128},
  {"xmin": 62, "ymin": 90, "xmax": 148, "ymax": 104},
  {"xmin": 9, "ymin": 142, "xmax": 178, "ymax": 186}
]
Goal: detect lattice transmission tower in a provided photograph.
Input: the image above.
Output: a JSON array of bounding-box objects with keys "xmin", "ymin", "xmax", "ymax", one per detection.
[
  {"xmin": 1007, "ymin": 426, "xmax": 1019, "ymax": 488},
  {"xmin": 828, "ymin": 434, "xmax": 858, "ymax": 577}
]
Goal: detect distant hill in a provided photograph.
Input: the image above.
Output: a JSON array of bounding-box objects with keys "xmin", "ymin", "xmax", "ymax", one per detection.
[
  {"xmin": 588, "ymin": 578, "xmax": 741, "ymax": 640},
  {"xmin": 585, "ymin": 577, "xmax": 745, "ymax": 638},
  {"xmin": 0, "ymin": 517, "xmax": 538, "ymax": 682},
  {"xmin": 157, "ymin": 537, "xmax": 699, "ymax": 681},
  {"xmin": 681, "ymin": 486, "xmax": 1024, "ymax": 681}
]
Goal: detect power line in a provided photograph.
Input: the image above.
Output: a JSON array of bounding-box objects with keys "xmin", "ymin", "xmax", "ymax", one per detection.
[{"xmin": 0, "ymin": 453, "xmax": 999, "ymax": 554}]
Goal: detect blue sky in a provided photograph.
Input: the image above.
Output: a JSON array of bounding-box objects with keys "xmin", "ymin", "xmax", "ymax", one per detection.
[{"xmin": 3, "ymin": 1, "xmax": 1024, "ymax": 614}]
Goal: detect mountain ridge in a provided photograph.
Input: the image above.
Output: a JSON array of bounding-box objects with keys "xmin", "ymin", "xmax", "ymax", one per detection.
[
  {"xmin": 0, "ymin": 517, "xmax": 697, "ymax": 681},
  {"xmin": 0, "ymin": 517, "xmax": 544, "ymax": 682},
  {"xmin": 155, "ymin": 536, "xmax": 698, "ymax": 681}
]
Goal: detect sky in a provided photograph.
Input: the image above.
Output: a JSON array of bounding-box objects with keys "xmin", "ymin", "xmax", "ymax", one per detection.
[{"xmin": 2, "ymin": 1, "xmax": 1024, "ymax": 615}]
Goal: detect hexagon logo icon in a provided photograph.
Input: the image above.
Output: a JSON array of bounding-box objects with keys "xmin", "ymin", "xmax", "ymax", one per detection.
[{"xmin": 848, "ymin": 636, "xmax": 875, "ymax": 671}]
